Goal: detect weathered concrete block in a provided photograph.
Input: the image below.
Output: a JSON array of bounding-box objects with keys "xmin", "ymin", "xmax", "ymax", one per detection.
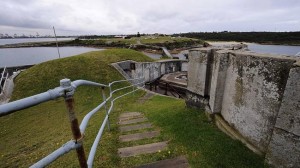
[
  {"xmin": 118, "ymin": 61, "xmax": 131, "ymax": 70},
  {"xmin": 152, "ymin": 62, "xmax": 161, "ymax": 80},
  {"xmin": 220, "ymin": 52, "xmax": 295, "ymax": 152},
  {"xmin": 209, "ymin": 51, "xmax": 229, "ymax": 113},
  {"xmin": 133, "ymin": 63, "xmax": 143, "ymax": 79},
  {"xmin": 160, "ymin": 63, "xmax": 166, "ymax": 74},
  {"xmin": 274, "ymin": 64, "xmax": 300, "ymax": 136},
  {"xmin": 187, "ymin": 48, "xmax": 211, "ymax": 96},
  {"xmin": 266, "ymin": 128, "xmax": 300, "ymax": 168},
  {"xmin": 266, "ymin": 63, "xmax": 300, "ymax": 167},
  {"xmin": 185, "ymin": 90, "xmax": 208, "ymax": 109},
  {"xmin": 181, "ymin": 61, "xmax": 188, "ymax": 71},
  {"xmin": 143, "ymin": 63, "xmax": 151, "ymax": 82}
]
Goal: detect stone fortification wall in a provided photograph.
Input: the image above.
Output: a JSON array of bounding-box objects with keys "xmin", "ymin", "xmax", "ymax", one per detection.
[{"xmin": 186, "ymin": 48, "xmax": 300, "ymax": 167}]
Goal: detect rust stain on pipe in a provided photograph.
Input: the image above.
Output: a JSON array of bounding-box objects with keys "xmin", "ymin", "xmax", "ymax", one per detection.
[{"xmin": 65, "ymin": 97, "xmax": 87, "ymax": 168}]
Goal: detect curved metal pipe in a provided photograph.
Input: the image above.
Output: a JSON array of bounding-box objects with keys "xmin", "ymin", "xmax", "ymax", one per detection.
[
  {"xmin": 72, "ymin": 80, "xmax": 107, "ymax": 88},
  {"xmin": 30, "ymin": 140, "xmax": 82, "ymax": 168},
  {"xmin": 0, "ymin": 87, "xmax": 64, "ymax": 117},
  {"xmin": 79, "ymin": 101, "xmax": 106, "ymax": 134}
]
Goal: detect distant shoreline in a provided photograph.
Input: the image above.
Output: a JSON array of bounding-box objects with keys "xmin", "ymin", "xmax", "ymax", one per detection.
[
  {"xmin": 207, "ymin": 41, "xmax": 300, "ymax": 47},
  {"xmin": 178, "ymin": 32, "xmax": 300, "ymax": 46}
]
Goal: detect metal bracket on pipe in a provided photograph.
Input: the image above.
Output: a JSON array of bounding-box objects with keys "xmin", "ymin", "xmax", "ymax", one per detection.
[{"xmin": 60, "ymin": 79, "xmax": 75, "ymax": 98}]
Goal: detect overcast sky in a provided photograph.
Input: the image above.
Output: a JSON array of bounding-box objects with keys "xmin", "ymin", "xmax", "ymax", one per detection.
[{"xmin": 0, "ymin": 0, "xmax": 299, "ymax": 36}]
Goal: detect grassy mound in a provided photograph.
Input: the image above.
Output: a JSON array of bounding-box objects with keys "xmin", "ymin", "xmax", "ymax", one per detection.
[{"xmin": 12, "ymin": 48, "xmax": 153, "ymax": 100}]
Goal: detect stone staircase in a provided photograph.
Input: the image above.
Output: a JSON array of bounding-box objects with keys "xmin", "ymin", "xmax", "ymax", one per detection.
[{"xmin": 117, "ymin": 111, "xmax": 189, "ymax": 168}]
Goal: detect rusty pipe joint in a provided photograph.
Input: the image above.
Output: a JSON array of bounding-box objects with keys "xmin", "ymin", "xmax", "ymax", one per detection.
[{"xmin": 60, "ymin": 78, "xmax": 75, "ymax": 98}]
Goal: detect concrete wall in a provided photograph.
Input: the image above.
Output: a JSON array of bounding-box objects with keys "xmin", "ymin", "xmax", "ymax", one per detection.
[
  {"xmin": 131, "ymin": 60, "xmax": 187, "ymax": 82},
  {"xmin": 187, "ymin": 48, "xmax": 210, "ymax": 96},
  {"xmin": 113, "ymin": 60, "xmax": 187, "ymax": 84},
  {"xmin": 219, "ymin": 51, "xmax": 295, "ymax": 152},
  {"xmin": 186, "ymin": 48, "xmax": 300, "ymax": 167}
]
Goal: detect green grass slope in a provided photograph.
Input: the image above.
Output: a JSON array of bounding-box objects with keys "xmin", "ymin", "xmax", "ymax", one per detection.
[{"xmin": 12, "ymin": 48, "xmax": 153, "ymax": 100}]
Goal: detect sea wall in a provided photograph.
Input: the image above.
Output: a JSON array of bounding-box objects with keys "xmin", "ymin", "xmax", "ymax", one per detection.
[{"xmin": 186, "ymin": 48, "xmax": 300, "ymax": 167}]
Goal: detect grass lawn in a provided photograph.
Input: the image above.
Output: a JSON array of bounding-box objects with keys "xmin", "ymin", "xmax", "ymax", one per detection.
[
  {"xmin": 85, "ymin": 36, "xmax": 202, "ymax": 46},
  {"xmin": 140, "ymin": 36, "xmax": 199, "ymax": 44}
]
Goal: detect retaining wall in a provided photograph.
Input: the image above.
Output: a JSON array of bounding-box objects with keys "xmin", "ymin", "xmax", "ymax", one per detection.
[{"xmin": 186, "ymin": 48, "xmax": 300, "ymax": 167}]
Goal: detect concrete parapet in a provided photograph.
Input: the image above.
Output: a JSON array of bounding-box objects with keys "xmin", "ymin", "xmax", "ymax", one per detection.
[{"xmin": 186, "ymin": 48, "xmax": 300, "ymax": 167}]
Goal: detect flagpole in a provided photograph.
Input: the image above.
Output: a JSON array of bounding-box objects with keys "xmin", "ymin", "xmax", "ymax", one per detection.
[{"xmin": 53, "ymin": 26, "xmax": 61, "ymax": 58}]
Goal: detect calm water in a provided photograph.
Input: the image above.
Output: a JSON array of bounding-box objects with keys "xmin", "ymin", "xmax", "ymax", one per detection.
[
  {"xmin": 0, "ymin": 47, "xmax": 102, "ymax": 68},
  {"xmin": 209, "ymin": 41, "xmax": 300, "ymax": 56},
  {"xmin": 0, "ymin": 38, "xmax": 73, "ymax": 45},
  {"xmin": 247, "ymin": 43, "xmax": 300, "ymax": 56}
]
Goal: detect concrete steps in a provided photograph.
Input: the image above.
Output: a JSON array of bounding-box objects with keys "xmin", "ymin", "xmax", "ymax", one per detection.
[{"xmin": 118, "ymin": 111, "xmax": 189, "ymax": 167}]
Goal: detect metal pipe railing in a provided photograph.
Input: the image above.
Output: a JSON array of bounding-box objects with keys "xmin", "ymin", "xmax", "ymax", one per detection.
[
  {"xmin": 30, "ymin": 140, "xmax": 82, "ymax": 168},
  {"xmin": 79, "ymin": 101, "xmax": 106, "ymax": 134},
  {"xmin": 87, "ymin": 83, "xmax": 144, "ymax": 168},
  {"xmin": 0, "ymin": 77, "xmax": 145, "ymax": 168},
  {"xmin": 0, "ymin": 87, "xmax": 65, "ymax": 116},
  {"xmin": 0, "ymin": 79, "xmax": 106, "ymax": 117}
]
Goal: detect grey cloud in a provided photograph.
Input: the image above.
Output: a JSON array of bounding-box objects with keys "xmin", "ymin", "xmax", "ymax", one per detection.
[{"xmin": 0, "ymin": 0, "xmax": 299, "ymax": 35}]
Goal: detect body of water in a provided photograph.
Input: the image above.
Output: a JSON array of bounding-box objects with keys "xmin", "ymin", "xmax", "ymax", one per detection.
[
  {"xmin": 246, "ymin": 43, "xmax": 300, "ymax": 56},
  {"xmin": 209, "ymin": 41, "xmax": 300, "ymax": 56},
  {"xmin": 0, "ymin": 47, "xmax": 102, "ymax": 68},
  {"xmin": 0, "ymin": 38, "xmax": 74, "ymax": 45}
]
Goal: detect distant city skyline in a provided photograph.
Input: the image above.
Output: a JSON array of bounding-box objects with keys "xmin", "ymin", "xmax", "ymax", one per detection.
[{"xmin": 1, "ymin": 0, "xmax": 299, "ymax": 36}]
